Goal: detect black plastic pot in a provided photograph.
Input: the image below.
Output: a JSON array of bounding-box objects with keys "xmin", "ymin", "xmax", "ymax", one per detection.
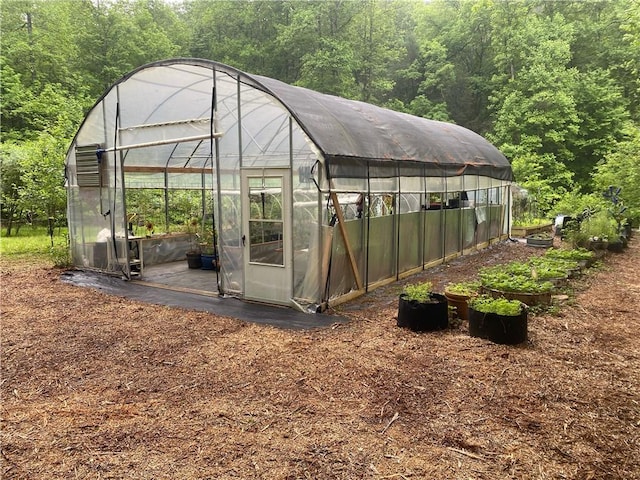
[
  {"xmin": 607, "ymin": 241, "xmax": 624, "ymax": 253},
  {"xmin": 468, "ymin": 307, "xmax": 528, "ymax": 345},
  {"xmin": 397, "ymin": 293, "xmax": 449, "ymax": 332},
  {"xmin": 526, "ymin": 235, "xmax": 553, "ymax": 248},
  {"xmin": 186, "ymin": 252, "xmax": 202, "ymax": 269}
]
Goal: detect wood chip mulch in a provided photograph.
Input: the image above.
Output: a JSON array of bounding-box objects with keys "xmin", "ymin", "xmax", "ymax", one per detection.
[{"xmin": 2, "ymin": 238, "xmax": 639, "ymax": 479}]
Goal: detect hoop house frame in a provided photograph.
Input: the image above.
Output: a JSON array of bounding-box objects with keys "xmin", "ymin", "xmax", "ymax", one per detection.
[{"xmin": 65, "ymin": 59, "xmax": 514, "ymax": 313}]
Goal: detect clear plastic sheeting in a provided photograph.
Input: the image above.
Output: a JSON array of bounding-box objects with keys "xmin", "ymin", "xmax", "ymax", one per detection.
[{"xmin": 66, "ymin": 58, "xmax": 514, "ymax": 312}]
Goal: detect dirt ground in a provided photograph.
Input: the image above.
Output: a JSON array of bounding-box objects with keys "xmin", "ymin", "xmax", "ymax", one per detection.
[{"xmin": 1, "ymin": 238, "xmax": 639, "ymax": 479}]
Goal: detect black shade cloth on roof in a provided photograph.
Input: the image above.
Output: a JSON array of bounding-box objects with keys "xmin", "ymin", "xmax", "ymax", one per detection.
[{"xmin": 252, "ymin": 74, "xmax": 513, "ymax": 182}]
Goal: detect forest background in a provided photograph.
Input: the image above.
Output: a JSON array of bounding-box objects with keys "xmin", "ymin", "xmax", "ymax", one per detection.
[{"xmin": 1, "ymin": 0, "xmax": 640, "ymax": 237}]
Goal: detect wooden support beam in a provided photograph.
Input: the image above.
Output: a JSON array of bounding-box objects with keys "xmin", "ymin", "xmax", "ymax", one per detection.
[{"xmin": 329, "ymin": 192, "xmax": 364, "ymax": 291}]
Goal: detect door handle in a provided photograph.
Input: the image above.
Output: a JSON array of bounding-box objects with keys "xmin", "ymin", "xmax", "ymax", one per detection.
[{"xmin": 242, "ymin": 234, "xmax": 246, "ymax": 246}]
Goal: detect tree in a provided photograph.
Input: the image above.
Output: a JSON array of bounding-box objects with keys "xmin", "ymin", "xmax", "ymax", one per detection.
[
  {"xmin": 410, "ymin": 0, "xmax": 496, "ymax": 132},
  {"xmin": 276, "ymin": 0, "xmax": 362, "ymax": 98},
  {"xmin": 619, "ymin": 0, "xmax": 640, "ymax": 120},
  {"xmin": 550, "ymin": 0, "xmax": 639, "ymax": 122},
  {"xmin": 0, "ymin": 60, "xmax": 34, "ymax": 143},
  {"xmin": 72, "ymin": 0, "xmax": 187, "ymax": 96},
  {"xmin": 568, "ymin": 69, "xmax": 629, "ymax": 187},
  {"xmin": 185, "ymin": 0, "xmax": 290, "ymax": 80},
  {"xmin": 511, "ymin": 153, "xmax": 575, "ymax": 216},
  {"xmin": 349, "ymin": 0, "xmax": 407, "ymax": 104},
  {"xmin": 489, "ymin": 11, "xmax": 579, "ymax": 160},
  {"xmin": 592, "ymin": 127, "xmax": 640, "ymax": 226},
  {"xmin": 394, "ymin": 35, "xmax": 454, "ymax": 121},
  {"xmin": 0, "ymin": 144, "xmax": 27, "ymax": 236},
  {"xmin": 15, "ymin": 132, "xmax": 68, "ymax": 228},
  {"xmin": 0, "ymin": 0, "xmax": 77, "ymax": 90}
]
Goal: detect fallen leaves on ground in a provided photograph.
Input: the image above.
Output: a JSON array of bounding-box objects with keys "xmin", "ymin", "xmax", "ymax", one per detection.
[{"xmin": 2, "ymin": 238, "xmax": 639, "ymax": 479}]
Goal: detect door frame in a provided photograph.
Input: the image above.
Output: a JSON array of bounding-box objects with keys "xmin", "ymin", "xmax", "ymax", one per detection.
[{"xmin": 240, "ymin": 168, "xmax": 292, "ymax": 306}]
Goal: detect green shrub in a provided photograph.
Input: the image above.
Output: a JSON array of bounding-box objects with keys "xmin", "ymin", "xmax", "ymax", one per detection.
[
  {"xmin": 580, "ymin": 210, "xmax": 618, "ymax": 241},
  {"xmin": 50, "ymin": 241, "xmax": 72, "ymax": 268}
]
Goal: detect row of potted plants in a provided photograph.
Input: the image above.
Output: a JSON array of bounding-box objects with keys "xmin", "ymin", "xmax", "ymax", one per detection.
[
  {"xmin": 561, "ymin": 187, "xmax": 634, "ymax": 252},
  {"xmin": 397, "ymin": 246, "xmax": 598, "ymax": 345},
  {"xmin": 397, "ymin": 280, "xmax": 529, "ymax": 345}
]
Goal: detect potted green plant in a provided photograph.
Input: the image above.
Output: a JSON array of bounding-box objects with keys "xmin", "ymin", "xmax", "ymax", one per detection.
[
  {"xmin": 528, "ymin": 256, "xmax": 578, "ymax": 286},
  {"xmin": 397, "ymin": 281, "xmax": 448, "ymax": 332},
  {"xmin": 468, "ymin": 295, "xmax": 528, "ymax": 345},
  {"xmin": 185, "ymin": 217, "xmax": 202, "ymax": 269},
  {"xmin": 479, "ymin": 265, "xmax": 555, "ymax": 306},
  {"xmin": 579, "ymin": 210, "xmax": 617, "ymax": 251},
  {"xmin": 545, "ymin": 247, "xmax": 595, "ymax": 269},
  {"xmin": 444, "ymin": 280, "xmax": 480, "ymax": 321},
  {"xmin": 199, "ymin": 228, "xmax": 218, "ymax": 271}
]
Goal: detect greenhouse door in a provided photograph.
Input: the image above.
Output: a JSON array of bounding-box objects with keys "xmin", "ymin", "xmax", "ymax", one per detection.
[{"xmin": 241, "ymin": 169, "xmax": 292, "ymax": 306}]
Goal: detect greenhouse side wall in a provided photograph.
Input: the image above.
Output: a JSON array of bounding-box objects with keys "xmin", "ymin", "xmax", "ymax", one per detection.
[{"xmin": 326, "ymin": 184, "xmax": 511, "ymax": 306}]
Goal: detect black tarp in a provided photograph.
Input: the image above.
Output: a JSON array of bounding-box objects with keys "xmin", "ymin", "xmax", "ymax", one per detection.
[{"xmin": 253, "ymin": 74, "xmax": 513, "ymax": 181}]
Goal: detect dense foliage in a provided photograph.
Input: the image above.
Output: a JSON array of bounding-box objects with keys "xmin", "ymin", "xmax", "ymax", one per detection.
[{"xmin": 2, "ymin": 0, "xmax": 639, "ymax": 234}]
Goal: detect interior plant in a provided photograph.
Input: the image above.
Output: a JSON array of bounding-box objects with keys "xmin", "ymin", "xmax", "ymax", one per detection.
[
  {"xmin": 199, "ymin": 227, "xmax": 218, "ymax": 270},
  {"xmin": 199, "ymin": 229, "xmax": 216, "ymax": 255},
  {"xmin": 468, "ymin": 294, "xmax": 528, "ymax": 345},
  {"xmin": 185, "ymin": 217, "xmax": 202, "ymax": 269},
  {"xmin": 397, "ymin": 281, "xmax": 448, "ymax": 332}
]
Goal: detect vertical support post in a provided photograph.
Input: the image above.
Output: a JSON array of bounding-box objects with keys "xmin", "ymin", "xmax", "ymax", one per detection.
[
  {"xmin": 164, "ymin": 169, "xmax": 169, "ymax": 232},
  {"xmin": 365, "ymin": 164, "xmax": 371, "ymax": 291},
  {"xmin": 441, "ymin": 174, "xmax": 446, "ymax": 260},
  {"xmin": 395, "ymin": 168, "xmax": 401, "ymax": 281}
]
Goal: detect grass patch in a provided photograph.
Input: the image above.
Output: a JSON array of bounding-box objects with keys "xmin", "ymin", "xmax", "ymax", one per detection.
[{"xmin": 0, "ymin": 226, "xmax": 69, "ymax": 264}]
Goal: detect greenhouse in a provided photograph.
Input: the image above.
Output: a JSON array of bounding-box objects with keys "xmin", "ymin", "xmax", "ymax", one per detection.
[{"xmin": 65, "ymin": 58, "xmax": 514, "ymax": 312}]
